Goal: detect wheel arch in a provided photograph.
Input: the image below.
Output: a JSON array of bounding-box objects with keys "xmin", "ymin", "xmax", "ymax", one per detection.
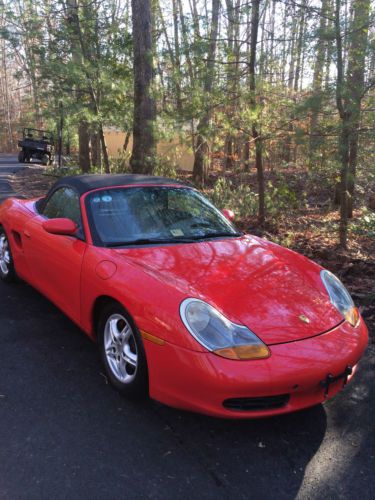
[
  {"xmin": 94, "ymin": 295, "xmax": 150, "ymax": 397},
  {"xmin": 0, "ymin": 222, "xmax": 9, "ymax": 236},
  {"xmin": 0, "ymin": 223, "xmax": 17, "ymax": 282},
  {"xmin": 92, "ymin": 295, "xmax": 129, "ymax": 339}
]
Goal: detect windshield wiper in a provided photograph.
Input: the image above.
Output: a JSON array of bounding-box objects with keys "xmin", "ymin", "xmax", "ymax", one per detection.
[
  {"xmin": 195, "ymin": 231, "xmax": 243, "ymax": 240},
  {"xmin": 107, "ymin": 232, "xmax": 242, "ymax": 247},
  {"xmin": 107, "ymin": 237, "xmax": 198, "ymax": 247}
]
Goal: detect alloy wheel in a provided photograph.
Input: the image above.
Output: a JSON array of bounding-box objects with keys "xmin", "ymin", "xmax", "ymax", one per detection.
[
  {"xmin": 0, "ymin": 234, "xmax": 11, "ymax": 276},
  {"xmin": 104, "ymin": 313, "xmax": 138, "ymax": 383}
]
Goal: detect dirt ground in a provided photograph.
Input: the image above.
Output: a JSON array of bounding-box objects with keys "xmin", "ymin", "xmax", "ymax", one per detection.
[{"xmin": 10, "ymin": 165, "xmax": 57, "ymax": 198}]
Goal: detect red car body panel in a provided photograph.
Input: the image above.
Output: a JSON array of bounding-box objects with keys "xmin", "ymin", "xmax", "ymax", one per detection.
[
  {"xmin": 145, "ymin": 319, "xmax": 367, "ymax": 418},
  {"xmin": 0, "ymin": 183, "xmax": 368, "ymax": 418},
  {"xmin": 23, "ymin": 215, "xmax": 86, "ymax": 324},
  {"xmin": 109, "ymin": 237, "xmax": 344, "ymax": 345}
]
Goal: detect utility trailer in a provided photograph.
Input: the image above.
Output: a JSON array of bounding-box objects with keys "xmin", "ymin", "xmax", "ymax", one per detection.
[{"xmin": 18, "ymin": 128, "xmax": 54, "ymax": 165}]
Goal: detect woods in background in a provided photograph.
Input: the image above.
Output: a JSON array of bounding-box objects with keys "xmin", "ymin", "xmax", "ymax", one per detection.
[{"xmin": 0, "ymin": 0, "xmax": 374, "ymax": 247}]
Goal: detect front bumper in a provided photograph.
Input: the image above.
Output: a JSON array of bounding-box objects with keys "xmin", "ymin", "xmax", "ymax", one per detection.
[{"xmin": 144, "ymin": 317, "xmax": 368, "ymax": 418}]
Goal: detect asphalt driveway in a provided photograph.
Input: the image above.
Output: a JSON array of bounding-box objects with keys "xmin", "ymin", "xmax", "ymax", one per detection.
[
  {"xmin": 0, "ymin": 154, "xmax": 26, "ymax": 201},
  {"xmin": 0, "ymin": 155, "xmax": 374, "ymax": 499}
]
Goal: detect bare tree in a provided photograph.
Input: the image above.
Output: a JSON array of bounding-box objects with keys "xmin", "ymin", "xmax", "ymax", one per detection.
[
  {"xmin": 334, "ymin": 0, "xmax": 371, "ymax": 247},
  {"xmin": 130, "ymin": 0, "xmax": 156, "ymax": 174},
  {"xmin": 249, "ymin": 0, "xmax": 265, "ymax": 224},
  {"xmin": 310, "ymin": 0, "xmax": 329, "ymax": 155},
  {"xmin": 192, "ymin": 0, "xmax": 220, "ymax": 187}
]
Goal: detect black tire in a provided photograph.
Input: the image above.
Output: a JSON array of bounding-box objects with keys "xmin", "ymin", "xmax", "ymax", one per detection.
[
  {"xmin": 97, "ymin": 302, "xmax": 149, "ymax": 399},
  {"xmin": 0, "ymin": 227, "xmax": 17, "ymax": 283},
  {"xmin": 18, "ymin": 151, "xmax": 24, "ymax": 163}
]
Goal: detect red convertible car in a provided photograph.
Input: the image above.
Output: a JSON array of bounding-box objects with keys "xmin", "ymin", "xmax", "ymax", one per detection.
[{"xmin": 0, "ymin": 174, "xmax": 368, "ymax": 418}]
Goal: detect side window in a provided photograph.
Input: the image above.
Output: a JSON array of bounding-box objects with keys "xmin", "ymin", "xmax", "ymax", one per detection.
[{"xmin": 43, "ymin": 188, "xmax": 82, "ymax": 228}]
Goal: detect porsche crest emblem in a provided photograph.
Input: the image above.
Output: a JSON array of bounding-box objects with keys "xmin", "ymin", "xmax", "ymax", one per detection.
[{"xmin": 299, "ymin": 314, "xmax": 310, "ymax": 324}]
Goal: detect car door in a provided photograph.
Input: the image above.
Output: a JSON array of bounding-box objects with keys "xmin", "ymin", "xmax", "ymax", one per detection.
[{"xmin": 23, "ymin": 187, "xmax": 87, "ymax": 325}]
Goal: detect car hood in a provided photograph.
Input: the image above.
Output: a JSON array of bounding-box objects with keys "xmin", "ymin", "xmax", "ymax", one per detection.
[{"xmin": 112, "ymin": 235, "xmax": 343, "ymax": 345}]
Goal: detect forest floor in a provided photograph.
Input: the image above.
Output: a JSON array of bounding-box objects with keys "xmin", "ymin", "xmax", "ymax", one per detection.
[{"xmin": 10, "ymin": 164, "xmax": 375, "ymax": 339}]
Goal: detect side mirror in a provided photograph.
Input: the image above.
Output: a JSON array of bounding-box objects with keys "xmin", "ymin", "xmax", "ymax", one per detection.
[
  {"xmin": 42, "ymin": 218, "xmax": 78, "ymax": 236},
  {"xmin": 222, "ymin": 209, "xmax": 235, "ymax": 222}
]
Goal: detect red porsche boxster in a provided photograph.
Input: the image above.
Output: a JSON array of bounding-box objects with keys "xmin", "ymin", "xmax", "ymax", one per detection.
[{"xmin": 0, "ymin": 174, "xmax": 368, "ymax": 418}]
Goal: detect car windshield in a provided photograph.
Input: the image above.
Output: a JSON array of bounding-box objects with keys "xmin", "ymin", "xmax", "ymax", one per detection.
[{"xmin": 86, "ymin": 186, "xmax": 241, "ymax": 246}]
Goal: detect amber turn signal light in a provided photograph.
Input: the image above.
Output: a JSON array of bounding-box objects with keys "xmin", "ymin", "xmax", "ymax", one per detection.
[
  {"xmin": 344, "ymin": 307, "xmax": 360, "ymax": 327},
  {"xmin": 213, "ymin": 344, "xmax": 271, "ymax": 360}
]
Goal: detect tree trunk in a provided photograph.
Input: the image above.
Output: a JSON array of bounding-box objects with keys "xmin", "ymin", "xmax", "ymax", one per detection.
[
  {"xmin": 292, "ymin": 1, "xmax": 307, "ymax": 163},
  {"xmin": 294, "ymin": 3, "xmax": 306, "ymax": 94},
  {"xmin": 309, "ymin": 0, "xmax": 328, "ymax": 155},
  {"xmin": 334, "ymin": 0, "xmax": 370, "ymax": 247},
  {"xmin": 189, "ymin": 0, "xmax": 201, "ymax": 40},
  {"xmin": 324, "ymin": 0, "xmax": 335, "ymax": 89},
  {"xmin": 69, "ymin": 0, "xmax": 110, "ymax": 173},
  {"xmin": 339, "ymin": 119, "xmax": 352, "ymax": 247},
  {"xmin": 335, "ymin": 0, "xmax": 349, "ymax": 247},
  {"xmin": 224, "ymin": 0, "xmax": 239, "ymax": 173},
  {"xmin": 130, "ymin": 0, "xmax": 156, "ymax": 174},
  {"xmin": 192, "ymin": 0, "xmax": 220, "ymax": 187},
  {"xmin": 345, "ymin": 0, "xmax": 370, "ymax": 217},
  {"xmin": 99, "ymin": 124, "xmax": 110, "ymax": 174},
  {"xmin": 79, "ymin": 120, "xmax": 90, "ymax": 173},
  {"xmin": 281, "ymin": 1, "xmax": 297, "ymax": 164},
  {"xmin": 177, "ymin": 0, "xmax": 195, "ymax": 84},
  {"xmin": 123, "ymin": 131, "xmax": 131, "ymax": 152},
  {"xmin": 91, "ymin": 131, "xmax": 101, "ymax": 169},
  {"xmin": 269, "ymin": 0, "xmax": 276, "ymax": 85},
  {"xmin": 249, "ymin": 0, "xmax": 264, "ymax": 225},
  {"xmin": 225, "ymin": 136, "xmax": 234, "ymax": 170},
  {"xmin": 1, "ymin": 38, "xmax": 13, "ymax": 151},
  {"xmin": 243, "ymin": 140, "xmax": 250, "ymax": 171},
  {"xmin": 287, "ymin": 3, "xmax": 296, "ymax": 91},
  {"xmin": 347, "ymin": 130, "xmax": 358, "ymax": 217},
  {"xmin": 283, "ymin": 1, "xmax": 306, "ymax": 165},
  {"xmin": 193, "ymin": 124, "xmax": 210, "ymax": 186},
  {"xmin": 172, "ymin": 0, "xmax": 182, "ymax": 112}
]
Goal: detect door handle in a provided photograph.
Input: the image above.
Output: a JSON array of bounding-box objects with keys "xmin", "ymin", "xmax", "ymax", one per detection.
[{"xmin": 24, "ymin": 230, "xmax": 31, "ymax": 238}]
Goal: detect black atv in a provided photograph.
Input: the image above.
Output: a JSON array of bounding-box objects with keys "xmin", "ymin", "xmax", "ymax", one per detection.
[{"xmin": 18, "ymin": 128, "xmax": 54, "ymax": 165}]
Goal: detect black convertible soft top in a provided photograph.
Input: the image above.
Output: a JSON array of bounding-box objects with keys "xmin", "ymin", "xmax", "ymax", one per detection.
[{"xmin": 49, "ymin": 174, "xmax": 186, "ymax": 197}]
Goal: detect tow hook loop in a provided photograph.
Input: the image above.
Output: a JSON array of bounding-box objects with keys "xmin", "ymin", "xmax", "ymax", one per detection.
[{"xmin": 320, "ymin": 365, "xmax": 353, "ymax": 397}]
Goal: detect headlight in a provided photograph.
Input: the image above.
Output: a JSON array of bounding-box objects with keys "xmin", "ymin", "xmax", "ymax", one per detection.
[
  {"xmin": 180, "ymin": 298, "xmax": 270, "ymax": 360},
  {"xmin": 321, "ymin": 270, "xmax": 359, "ymax": 327}
]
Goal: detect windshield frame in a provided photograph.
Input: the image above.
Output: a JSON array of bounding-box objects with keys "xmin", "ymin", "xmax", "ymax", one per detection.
[{"xmin": 83, "ymin": 184, "xmax": 242, "ymax": 247}]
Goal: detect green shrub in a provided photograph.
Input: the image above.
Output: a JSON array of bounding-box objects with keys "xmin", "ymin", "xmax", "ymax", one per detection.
[
  {"xmin": 153, "ymin": 156, "xmax": 178, "ymax": 178},
  {"xmin": 207, "ymin": 176, "xmax": 302, "ymax": 220},
  {"xmin": 265, "ymin": 179, "xmax": 300, "ymax": 215},
  {"xmin": 351, "ymin": 209, "xmax": 375, "ymax": 237},
  {"xmin": 109, "ymin": 152, "xmax": 130, "ymax": 173},
  {"xmin": 207, "ymin": 178, "xmax": 258, "ymax": 218}
]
